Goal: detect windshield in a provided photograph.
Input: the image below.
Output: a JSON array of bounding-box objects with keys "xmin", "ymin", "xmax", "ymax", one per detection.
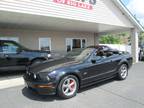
[
  {"xmin": 13, "ymin": 41, "xmax": 29, "ymax": 50},
  {"xmin": 65, "ymin": 48, "xmax": 94, "ymax": 61}
]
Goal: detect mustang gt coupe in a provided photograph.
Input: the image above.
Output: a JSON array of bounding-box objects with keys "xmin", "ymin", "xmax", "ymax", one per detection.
[{"xmin": 24, "ymin": 46, "xmax": 133, "ymax": 99}]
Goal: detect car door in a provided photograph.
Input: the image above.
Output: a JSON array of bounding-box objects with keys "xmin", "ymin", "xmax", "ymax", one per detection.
[
  {"xmin": 103, "ymin": 51, "xmax": 122, "ymax": 75},
  {"xmin": 80, "ymin": 51, "xmax": 114, "ymax": 84},
  {"xmin": 0, "ymin": 41, "xmax": 29, "ymax": 71},
  {"xmin": 80, "ymin": 54, "xmax": 109, "ymax": 83}
]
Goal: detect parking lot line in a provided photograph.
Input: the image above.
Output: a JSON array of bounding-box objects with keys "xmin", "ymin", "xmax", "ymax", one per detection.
[{"xmin": 0, "ymin": 77, "xmax": 24, "ymax": 89}]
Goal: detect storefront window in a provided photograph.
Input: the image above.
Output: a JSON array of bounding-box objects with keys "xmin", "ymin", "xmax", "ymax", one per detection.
[
  {"xmin": 39, "ymin": 38, "xmax": 51, "ymax": 51},
  {"xmin": 66, "ymin": 38, "xmax": 72, "ymax": 52},
  {"xmin": 72, "ymin": 39, "xmax": 81, "ymax": 49},
  {"xmin": 66, "ymin": 38, "xmax": 86, "ymax": 52},
  {"xmin": 0, "ymin": 37, "xmax": 19, "ymax": 42}
]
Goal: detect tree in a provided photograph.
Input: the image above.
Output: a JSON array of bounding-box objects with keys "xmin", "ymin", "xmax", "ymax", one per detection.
[
  {"xmin": 99, "ymin": 32, "xmax": 130, "ymax": 44},
  {"xmin": 99, "ymin": 34, "xmax": 122, "ymax": 44},
  {"xmin": 139, "ymin": 32, "xmax": 144, "ymax": 45}
]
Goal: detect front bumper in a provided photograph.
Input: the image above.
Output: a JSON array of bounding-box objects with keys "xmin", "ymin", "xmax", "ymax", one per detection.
[{"xmin": 23, "ymin": 76, "xmax": 57, "ymax": 95}]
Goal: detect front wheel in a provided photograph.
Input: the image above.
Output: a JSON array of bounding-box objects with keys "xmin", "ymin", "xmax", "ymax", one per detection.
[
  {"xmin": 57, "ymin": 75, "xmax": 79, "ymax": 99},
  {"xmin": 117, "ymin": 64, "xmax": 128, "ymax": 80}
]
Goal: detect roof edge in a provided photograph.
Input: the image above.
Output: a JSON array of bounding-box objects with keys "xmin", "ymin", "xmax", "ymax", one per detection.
[{"xmin": 112, "ymin": 0, "xmax": 144, "ymax": 32}]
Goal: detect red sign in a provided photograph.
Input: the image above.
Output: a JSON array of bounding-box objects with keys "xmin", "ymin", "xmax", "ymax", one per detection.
[{"xmin": 53, "ymin": 0, "xmax": 93, "ymax": 10}]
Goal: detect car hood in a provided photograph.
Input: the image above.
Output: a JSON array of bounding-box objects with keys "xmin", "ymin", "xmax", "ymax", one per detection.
[{"xmin": 29, "ymin": 58, "xmax": 80, "ymax": 74}]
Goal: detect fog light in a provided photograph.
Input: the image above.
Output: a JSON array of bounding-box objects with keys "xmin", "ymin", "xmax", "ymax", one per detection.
[{"xmin": 34, "ymin": 83, "xmax": 55, "ymax": 89}]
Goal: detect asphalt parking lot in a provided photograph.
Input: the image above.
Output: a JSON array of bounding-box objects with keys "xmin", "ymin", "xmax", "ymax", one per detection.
[{"xmin": 0, "ymin": 62, "xmax": 144, "ymax": 108}]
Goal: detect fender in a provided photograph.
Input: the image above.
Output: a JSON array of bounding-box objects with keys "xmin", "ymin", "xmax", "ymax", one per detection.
[{"xmin": 118, "ymin": 58, "xmax": 129, "ymax": 69}]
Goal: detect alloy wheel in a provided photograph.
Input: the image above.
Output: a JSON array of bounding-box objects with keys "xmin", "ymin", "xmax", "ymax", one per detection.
[
  {"xmin": 62, "ymin": 78, "xmax": 77, "ymax": 96},
  {"xmin": 120, "ymin": 64, "xmax": 128, "ymax": 79}
]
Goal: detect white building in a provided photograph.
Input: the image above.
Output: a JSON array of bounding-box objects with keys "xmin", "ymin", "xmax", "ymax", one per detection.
[{"xmin": 0, "ymin": 0, "xmax": 143, "ymax": 62}]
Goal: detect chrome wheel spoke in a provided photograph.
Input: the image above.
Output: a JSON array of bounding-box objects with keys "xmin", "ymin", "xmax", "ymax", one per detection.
[
  {"xmin": 70, "ymin": 82, "xmax": 75, "ymax": 86},
  {"xmin": 120, "ymin": 65, "xmax": 127, "ymax": 78},
  {"xmin": 62, "ymin": 78, "xmax": 77, "ymax": 96},
  {"xmin": 69, "ymin": 86, "xmax": 74, "ymax": 92},
  {"xmin": 64, "ymin": 88, "xmax": 69, "ymax": 94},
  {"xmin": 67, "ymin": 79, "xmax": 71, "ymax": 85},
  {"xmin": 63, "ymin": 84, "xmax": 68, "ymax": 88}
]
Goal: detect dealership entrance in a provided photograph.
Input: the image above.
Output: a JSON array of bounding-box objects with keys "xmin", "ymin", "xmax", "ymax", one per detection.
[{"xmin": 66, "ymin": 38, "xmax": 86, "ymax": 52}]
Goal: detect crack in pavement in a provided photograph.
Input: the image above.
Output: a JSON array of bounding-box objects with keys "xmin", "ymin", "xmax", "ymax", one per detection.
[{"xmin": 99, "ymin": 88, "xmax": 144, "ymax": 106}]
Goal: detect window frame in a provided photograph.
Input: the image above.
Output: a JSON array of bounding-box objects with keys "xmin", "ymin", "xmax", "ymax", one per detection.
[
  {"xmin": 0, "ymin": 41, "xmax": 19, "ymax": 54},
  {"xmin": 39, "ymin": 37, "xmax": 51, "ymax": 51}
]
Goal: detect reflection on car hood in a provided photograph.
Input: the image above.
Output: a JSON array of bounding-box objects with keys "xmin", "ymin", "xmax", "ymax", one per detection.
[{"xmin": 29, "ymin": 58, "xmax": 80, "ymax": 73}]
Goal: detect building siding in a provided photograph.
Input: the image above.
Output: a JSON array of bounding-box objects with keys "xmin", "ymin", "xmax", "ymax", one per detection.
[
  {"xmin": 0, "ymin": 0, "xmax": 133, "ymax": 27},
  {"xmin": 0, "ymin": 28, "xmax": 94, "ymax": 52}
]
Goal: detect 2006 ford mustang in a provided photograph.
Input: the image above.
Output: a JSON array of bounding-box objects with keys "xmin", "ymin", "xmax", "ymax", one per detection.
[{"xmin": 24, "ymin": 45, "xmax": 133, "ymax": 99}]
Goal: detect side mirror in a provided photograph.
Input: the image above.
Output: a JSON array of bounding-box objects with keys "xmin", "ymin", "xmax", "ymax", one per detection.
[{"xmin": 91, "ymin": 59, "xmax": 96, "ymax": 64}]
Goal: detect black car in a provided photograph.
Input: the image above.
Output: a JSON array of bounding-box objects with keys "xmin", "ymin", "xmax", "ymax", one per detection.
[
  {"xmin": 0, "ymin": 40, "xmax": 51, "ymax": 72},
  {"xmin": 24, "ymin": 46, "xmax": 133, "ymax": 99},
  {"xmin": 139, "ymin": 45, "xmax": 144, "ymax": 61}
]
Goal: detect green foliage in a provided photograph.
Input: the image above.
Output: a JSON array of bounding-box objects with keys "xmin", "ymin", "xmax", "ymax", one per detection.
[
  {"xmin": 99, "ymin": 34, "xmax": 122, "ymax": 44},
  {"xmin": 99, "ymin": 32, "xmax": 144, "ymax": 45},
  {"xmin": 99, "ymin": 32, "xmax": 130, "ymax": 44},
  {"xmin": 139, "ymin": 32, "xmax": 144, "ymax": 45}
]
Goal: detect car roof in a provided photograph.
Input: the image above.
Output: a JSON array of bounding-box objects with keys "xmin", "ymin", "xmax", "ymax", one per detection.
[
  {"xmin": 0, "ymin": 40, "xmax": 16, "ymax": 43},
  {"xmin": 87, "ymin": 45, "xmax": 118, "ymax": 52},
  {"xmin": 87, "ymin": 45, "xmax": 110, "ymax": 49}
]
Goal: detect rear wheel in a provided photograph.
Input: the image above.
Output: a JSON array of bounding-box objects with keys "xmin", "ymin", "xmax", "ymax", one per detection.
[
  {"xmin": 57, "ymin": 75, "xmax": 79, "ymax": 99},
  {"xmin": 117, "ymin": 64, "xmax": 128, "ymax": 80}
]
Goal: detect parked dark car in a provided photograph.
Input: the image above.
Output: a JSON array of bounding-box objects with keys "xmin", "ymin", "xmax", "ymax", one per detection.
[
  {"xmin": 24, "ymin": 46, "xmax": 133, "ymax": 99},
  {"xmin": 0, "ymin": 40, "xmax": 51, "ymax": 72},
  {"xmin": 139, "ymin": 45, "xmax": 144, "ymax": 61}
]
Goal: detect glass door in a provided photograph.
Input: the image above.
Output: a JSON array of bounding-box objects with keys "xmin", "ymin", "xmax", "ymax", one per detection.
[{"xmin": 66, "ymin": 38, "xmax": 86, "ymax": 52}]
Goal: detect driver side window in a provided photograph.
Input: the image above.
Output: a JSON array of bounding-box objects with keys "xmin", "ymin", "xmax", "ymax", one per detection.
[
  {"xmin": 1, "ymin": 42, "xmax": 19, "ymax": 54},
  {"xmin": 92, "ymin": 50, "xmax": 106, "ymax": 61}
]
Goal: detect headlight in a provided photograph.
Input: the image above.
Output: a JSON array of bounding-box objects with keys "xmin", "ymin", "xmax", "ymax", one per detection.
[
  {"xmin": 38, "ymin": 72, "xmax": 50, "ymax": 81},
  {"xmin": 48, "ymin": 71, "xmax": 57, "ymax": 77},
  {"xmin": 47, "ymin": 54, "xmax": 51, "ymax": 58}
]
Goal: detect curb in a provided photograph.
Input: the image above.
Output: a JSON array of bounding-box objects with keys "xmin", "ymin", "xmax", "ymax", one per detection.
[{"xmin": 0, "ymin": 77, "xmax": 24, "ymax": 89}]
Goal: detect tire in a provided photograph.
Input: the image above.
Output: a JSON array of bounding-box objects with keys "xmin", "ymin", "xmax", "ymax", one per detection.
[
  {"xmin": 57, "ymin": 75, "xmax": 79, "ymax": 99},
  {"xmin": 117, "ymin": 64, "xmax": 128, "ymax": 80}
]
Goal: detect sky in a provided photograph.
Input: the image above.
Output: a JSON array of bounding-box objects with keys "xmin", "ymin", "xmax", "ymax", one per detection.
[{"xmin": 121, "ymin": 0, "xmax": 144, "ymax": 26}]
